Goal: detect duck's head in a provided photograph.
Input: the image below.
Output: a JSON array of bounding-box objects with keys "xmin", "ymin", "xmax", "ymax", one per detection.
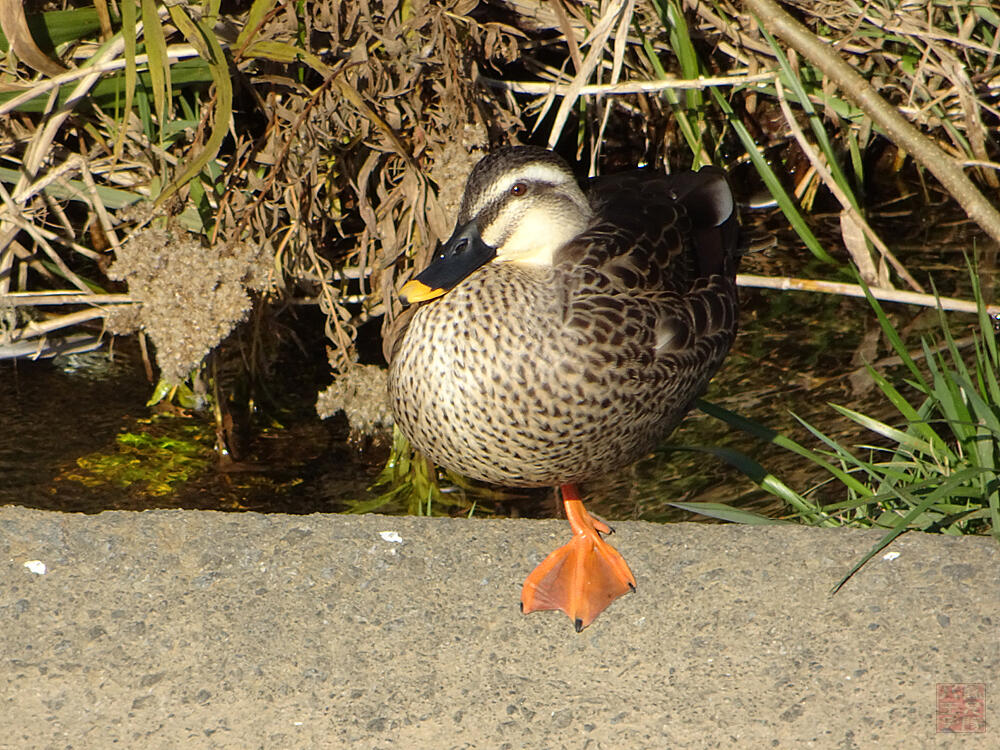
[{"xmin": 400, "ymin": 146, "xmax": 592, "ymax": 304}]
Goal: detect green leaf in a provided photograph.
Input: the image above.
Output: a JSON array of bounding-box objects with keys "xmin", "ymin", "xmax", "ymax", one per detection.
[
  {"xmin": 862, "ymin": 362, "xmax": 949, "ymax": 455},
  {"xmin": 115, "ymin": 0, "xmax": 138, "ymax": 159},
  {"xmin": 140, "ymin": 0, "xmax": 170, "ymax": 143},
  {"xmin": 157, "ymin": 4, "xmax": 233, "ymax": 207},
  {"xmin": 0, "ymin": 8, "xmax": 104, "ymax": 54},
  {"xmin": 707, "ymin": 85, "xmax": 836, "ymax": 264},
  {"xmin": 636, "ymin": 22, "xmax": 703, "ymax": 163},
  {"xmin": 0, "ymin": 57, "xmax": 213, "ymax": 114},
  {"xmin": 759, "ymin": 23, "xmax": 859, "ymax": 209},
  {"xmin": 236, "ymin": 0, "xmax": 279, "ymax": 51},
  {"xmin": 829, "ymin": 404, "xmax": 937, "ymax": 455},
  {"xmin": 663, "ymin": 0, "xmax": 703, "ymax": 112},
  {"xmin": 854, "ymin": 270, "xmax": 929, "ymax": 389},
  {"xmin": 673, "ymin": 423, "xmax": 834, "ymax": 525},
  {"xmin": 667, "ymin": 501, "xmax": 792, "ymax": 525}
]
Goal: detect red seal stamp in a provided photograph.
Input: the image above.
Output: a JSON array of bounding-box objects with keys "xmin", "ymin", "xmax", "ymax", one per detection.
[{"xmin": 936, "ymin": 683, "xmax": 986, "ymax": 733}]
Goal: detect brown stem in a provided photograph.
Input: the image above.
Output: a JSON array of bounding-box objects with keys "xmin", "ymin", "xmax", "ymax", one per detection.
[{"xmin": 742, "ymin": 0, "xmax": 1000, "ymax": 246}]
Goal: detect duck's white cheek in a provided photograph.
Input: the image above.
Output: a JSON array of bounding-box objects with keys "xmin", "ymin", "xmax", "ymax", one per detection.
[{"xmin": 493, "ymin": 209, "xmax": 586, "ymax": 266}]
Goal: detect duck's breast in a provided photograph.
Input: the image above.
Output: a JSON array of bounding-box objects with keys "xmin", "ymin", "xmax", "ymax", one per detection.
[{"xmin": 388, "ymin": 261, "xmax": 707, "ymax": 487}]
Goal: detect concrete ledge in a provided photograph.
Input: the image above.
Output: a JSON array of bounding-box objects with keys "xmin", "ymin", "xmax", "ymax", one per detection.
[{"xmin": 1, "ymin": 507, "xmax": 997, "ymax": 748}]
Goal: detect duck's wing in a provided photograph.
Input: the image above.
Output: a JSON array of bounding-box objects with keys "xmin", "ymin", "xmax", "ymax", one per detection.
[
  {"xmin": 554, "ymin": 167, "xmax": 740, "ymax": 367},
  {"xmin": 558, "ymin": 167, "xmax": 739, "ymax": 290}
]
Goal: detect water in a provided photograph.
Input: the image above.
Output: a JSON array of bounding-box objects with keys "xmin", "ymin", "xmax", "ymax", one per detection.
[
  {"xmin": 1, "ymin": 351, "xmax": 152, "ymax": 512},
  {"xmin": 0, "ymin": 345, "xmax": 386, "ymax": 514}
]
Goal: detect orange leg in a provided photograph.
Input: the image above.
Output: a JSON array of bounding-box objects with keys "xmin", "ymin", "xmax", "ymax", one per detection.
[{"xmin": 520, "ymin": 483, "xmax": 636, "ymax": 631}]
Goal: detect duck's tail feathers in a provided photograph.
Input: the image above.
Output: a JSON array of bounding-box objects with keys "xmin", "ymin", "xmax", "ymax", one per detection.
[{"xmin": 673, "ymin": 166, "xmax": 741, "ymax": 280}]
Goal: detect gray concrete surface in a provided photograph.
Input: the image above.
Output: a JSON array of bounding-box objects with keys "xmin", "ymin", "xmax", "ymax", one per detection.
[{"xmin": 1, "ymin": 506, "xmax": 997, "ymax": 749}]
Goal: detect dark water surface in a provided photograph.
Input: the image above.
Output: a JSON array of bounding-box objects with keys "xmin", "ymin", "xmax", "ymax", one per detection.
[
  {"xmin": 1, "ymin": 354, "xmax": 151, "ymax": 512},
  {"xmin": 0, "ymin": 346, "xmax": 383, "ymax": 514}
]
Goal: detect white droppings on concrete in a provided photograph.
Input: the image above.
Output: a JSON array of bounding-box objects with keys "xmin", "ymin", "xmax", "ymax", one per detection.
[
  {"xmin": 882, "ymin": 551, "xmax": 900, "ymax": 561},
  {"xmin": 24, "ymin": 560, "xmax": 47, "ymax": 575},
  {"xmin": 379, "ymin": 531, "xmax": 403, "ymax": 544}
]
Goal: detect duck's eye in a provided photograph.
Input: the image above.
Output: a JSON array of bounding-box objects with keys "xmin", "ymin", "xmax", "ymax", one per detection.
[{"xmin": 509, "ymin": 182, "xmax": 528, "ymax": 196}]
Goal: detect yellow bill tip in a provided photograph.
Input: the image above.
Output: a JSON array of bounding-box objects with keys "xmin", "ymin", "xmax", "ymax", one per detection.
[{"xmin": 400, "ymin": 279, "xmax": 446, "ymax": 305}]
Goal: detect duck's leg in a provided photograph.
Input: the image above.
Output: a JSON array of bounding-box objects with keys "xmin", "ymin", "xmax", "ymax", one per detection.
[{"xmin": 520, "ymin": 483, "xmax": 636, "ymax": 631}]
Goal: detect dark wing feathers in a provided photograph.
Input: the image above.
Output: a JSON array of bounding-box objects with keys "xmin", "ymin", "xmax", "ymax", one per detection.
[
  {"xmin": 555, "ymin": 166, "xmax": 739, "ymax": 367},
  {"xmin": 560, "ymin": 166, "xmax": 738, "ymax": 291}
]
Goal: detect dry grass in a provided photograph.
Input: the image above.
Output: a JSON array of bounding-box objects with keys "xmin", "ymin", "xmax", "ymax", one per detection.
[{"xmin": 0, "ymin": 0, "xmax": 997, "ymax": 398}]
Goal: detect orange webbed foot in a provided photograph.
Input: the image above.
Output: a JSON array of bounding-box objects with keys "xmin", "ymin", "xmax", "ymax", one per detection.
[{"xmin": 520, "ymin": 484, "xmax": 636, "ymax": 631}]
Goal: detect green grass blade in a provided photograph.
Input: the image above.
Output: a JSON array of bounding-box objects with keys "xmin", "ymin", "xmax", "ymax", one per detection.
[
  {"xmin": 672, "ymin": 442, "xmax": 829, "ymax": 523},
  {"xmin": 157, "ymin": 4, "xmax": 233, "ymax": 207},
  {"xmin": 971, "ymin": 256, "xmax": 1000, "ymax": 369},
  {"xmin": 862, "ymin": 363, "xmax": 949, "ymax": 453},
  {"xmin": 832, "ymin": 480, "xmax": 948, "ymax": 593},
  {"xmin": 757, "ymin": 24, "xmax": 859, "ymax": 210},
  {"xmin": 236, "ymin": 0, "xmax": 278, "ymax": 50},
  {"xmin": 140, "ymin": 0, "xmax": 170, "ymax": 144},
  {"xmin": 787, "ymin": 415, "xmax": 876, "ymax": 496},
  {"xmin": 637, "ymin": 15, "xmax": 703, "ymax": 163},
  {"xmin": 114, "ymin": 0, "xmax": 139, "ymax": 160},
  {"xmin": 663, "ymin": 0, "xmax": 703, "ymax": 112},
  {"xmin": 0, "ymin": 57, "xmax": 214, "ymax": 113},
  {"xmin": 699, "ymin": 398, "xmax": 870, "ymax": 498},
  {"xmin": 924, "ymin": 346, "xmax": 973, "ymax": 428},
  {"xmin": 974, "ymin": 336, "xmax": 1000, "ymax": 408},
  {"xmin": 0, "ymin": 8, "xmax": 104, "ymax": 53},
  {"xmin": 828, "ymin": 403, "xmax": 938, "ymax": 456},
  {"xmin": 707, "ymin": 86, "xmax": 836, "ymax": 264},
  {"xmin": 666, "ymin": 501, "xmax": 792, "ymax": 525},
  {"xmin": 854, "ymin": 270, "xmax": 929, "ymax": 389}
]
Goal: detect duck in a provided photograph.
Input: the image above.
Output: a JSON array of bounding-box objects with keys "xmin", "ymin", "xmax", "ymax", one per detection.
[{"xmin": 387, "ymin": 145, "xmax": 740, "ymax": 631}]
